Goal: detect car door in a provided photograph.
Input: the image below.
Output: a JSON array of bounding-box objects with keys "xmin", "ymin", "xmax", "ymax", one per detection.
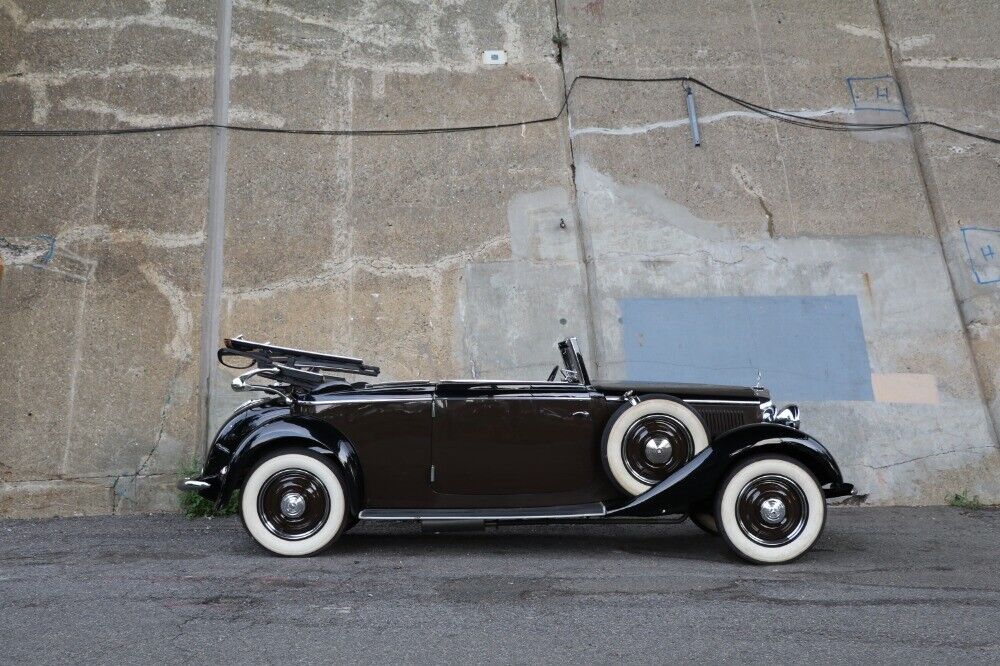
[
  {"xmin": 431, "ymin": 381, "xmax": 600, "ymax": 496},
  {"xmin": 520, "ymin": 383, "xmax": 601, "ymax": 494},
  {"xmin": 431, "ymin": 381, "xmax": 535, "ymax": 495}
]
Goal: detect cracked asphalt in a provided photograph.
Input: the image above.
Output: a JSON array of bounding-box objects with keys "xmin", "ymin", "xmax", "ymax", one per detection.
[{"xmin": 1, "ymin": 507, "xmax": 998, "ymax": 664}]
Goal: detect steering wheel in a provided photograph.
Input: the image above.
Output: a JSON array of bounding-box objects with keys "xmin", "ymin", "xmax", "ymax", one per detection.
[{"xmin": 546, "ymin": 365, "xmax": 560, "ymax": 382}]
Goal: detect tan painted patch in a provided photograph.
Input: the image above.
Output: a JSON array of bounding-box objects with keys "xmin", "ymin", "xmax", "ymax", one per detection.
[{"xmin": 872, "ymin": 373, "xmax": 940, "ymax": 404}]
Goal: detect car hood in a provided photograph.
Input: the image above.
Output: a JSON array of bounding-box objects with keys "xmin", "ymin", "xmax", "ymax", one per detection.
[{"xmin": 593, "ymin": 380, "xmax": 768, "ymax": 402}]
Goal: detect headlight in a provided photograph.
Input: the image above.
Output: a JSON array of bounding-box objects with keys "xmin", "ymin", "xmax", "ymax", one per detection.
[{"xmin": 775, "ymin": 404, "xmax": 801, "ymax": 429}]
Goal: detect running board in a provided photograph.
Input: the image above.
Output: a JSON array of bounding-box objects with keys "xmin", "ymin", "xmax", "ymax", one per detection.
[{"xmin": 358, "ymin": 503, "xmax": 607, "ymax": 521}]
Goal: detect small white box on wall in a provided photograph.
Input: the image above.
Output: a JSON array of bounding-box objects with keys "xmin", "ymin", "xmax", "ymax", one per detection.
[{"xmin": 482, "ymin": 50, "xmax": 507, "ymax": 65}]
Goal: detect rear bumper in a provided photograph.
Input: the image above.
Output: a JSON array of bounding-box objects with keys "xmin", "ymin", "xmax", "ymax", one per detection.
[
  {"xmin": 176, "ymin": 475, "xmax": 222, "ymax": 502},
  {"xmin": 824, "ymin": 482, "xmax": 855, "ymax": 499}
]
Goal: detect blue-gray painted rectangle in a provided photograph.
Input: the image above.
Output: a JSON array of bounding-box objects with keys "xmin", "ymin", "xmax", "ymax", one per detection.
[{"xmin": 620, "ymin": 296, "xmax": 874, "ymax": 401}]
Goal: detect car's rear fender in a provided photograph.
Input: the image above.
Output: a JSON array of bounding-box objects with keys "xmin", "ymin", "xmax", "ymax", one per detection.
[
  {"xmin": 217, "ymin": 416, "xmax": 363, "ymax": 514},
  {"xmin": 608, "ymin": 423, "xmax": 849, "ymax": 517}
]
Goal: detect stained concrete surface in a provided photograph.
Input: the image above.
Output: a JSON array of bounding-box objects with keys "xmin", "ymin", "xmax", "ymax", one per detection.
[{"xmin": 0, "ymin": 507, "xmax": 998, "ymax": 664}]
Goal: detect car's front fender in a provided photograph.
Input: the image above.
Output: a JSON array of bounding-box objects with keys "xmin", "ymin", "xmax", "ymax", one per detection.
[
  {"xmin": 608, "ymin": 423, "xmax": 852, "ymax": 517},
  {"xmin": 213, "ymin": 413, "xmax": 364, "ymax": 513}
]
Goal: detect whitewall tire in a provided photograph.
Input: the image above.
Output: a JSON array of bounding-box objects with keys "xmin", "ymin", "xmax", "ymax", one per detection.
[
  {"xmin": 715, "ymin": 455, "xmax": 826, "ymax": 564},
  {"xmin": 603, "ymin": 398, "xmax": 709, "ymax": 496},
  {"xmin": 240, "ymin": 450, "xmax": 348, "ymax": 557}
]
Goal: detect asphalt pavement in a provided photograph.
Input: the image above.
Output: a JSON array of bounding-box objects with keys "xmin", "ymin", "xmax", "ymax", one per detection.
[{"xmin": 1, "ymin": 507, "xmax": 998, "ymax": 664}]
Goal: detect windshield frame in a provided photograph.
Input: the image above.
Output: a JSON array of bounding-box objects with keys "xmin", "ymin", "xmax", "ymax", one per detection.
[{"xmin": 557, "ymin": 337, "xmax": 591, "ymax": 386}]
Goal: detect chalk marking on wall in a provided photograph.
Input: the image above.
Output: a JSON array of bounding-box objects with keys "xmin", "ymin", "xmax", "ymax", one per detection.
[
  {"xmin": 33, "ymin": 246, "xmax": 95, "ymax": 283},
  {"xmin": 140, "ymin": 264, "xmax": 193, "ymax": 361},
  {"xmin": 846, "ymin": 75, "xmax": 905, "ymax": 114},
  {"xmin": 871, "ymin": 373, "xmax": 940, "ymax": 405},
  {"xmin": 570, "ymin": 107, "xmax": 855, "ymax": 137},
  {"xmin": 0, "ymin": 233, "xmax": 95, "ymax": 282},
  {"xmin": 0, "ymin": 235, "xmax": 52, "ymax": 266},
  {"xmin": 961, "ymin": 227, "xmax": 1000, "ymax": 285}
]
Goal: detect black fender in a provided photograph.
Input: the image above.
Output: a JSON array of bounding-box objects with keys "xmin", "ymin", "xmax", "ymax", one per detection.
[
  {"xmin": 217, "ymin": 415, "xmax": 364, "ymax": 515},
  {"xmin": 607, "ymin": 423, "xmax": 850, "ymax": 517}
]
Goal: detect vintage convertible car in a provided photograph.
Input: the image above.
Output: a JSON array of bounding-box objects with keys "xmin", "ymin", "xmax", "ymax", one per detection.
[{"xmin": 179, "ymin": 336, "xmax": 854, "ymax": 563}]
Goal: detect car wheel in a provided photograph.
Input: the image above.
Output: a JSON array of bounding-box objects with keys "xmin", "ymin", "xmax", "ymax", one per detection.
[
  {"xmin": 603, "ymin": 398, "xmax": 709, "ymax": 496},
  {"xmin": 715, "ymin": 455, "xmax": 826, "ymax": 564},
  {"xmin": 240, "ymin": 449, "xmax": 348, "ymax": 557},
  {"xmin": 690, "ymin": 510, "xmax": 719, "ymax": 536}
]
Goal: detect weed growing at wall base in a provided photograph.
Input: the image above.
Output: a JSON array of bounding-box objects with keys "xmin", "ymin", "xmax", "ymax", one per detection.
[
  {"xmin": 947, "ymin": 491, "xmax": 986, "ymax": 510},
  {"xmin": 179, "ymin": 458, "xmax": 239, "ymax": 518}
]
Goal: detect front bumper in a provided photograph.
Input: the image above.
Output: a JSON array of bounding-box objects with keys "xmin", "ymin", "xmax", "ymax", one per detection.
[{"xmin": 824, "ymin": 482, "xmax": 855, "ymax": 498}]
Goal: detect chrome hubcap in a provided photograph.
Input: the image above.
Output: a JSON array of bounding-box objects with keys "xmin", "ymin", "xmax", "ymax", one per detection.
[
  {"xmin": 735, "ymin": 474, "xmax": 808, "ymax": 547},
  {"xmin": 644, "ymin": 438, "xmax": 673, "ymax": 464},
  {"xmin": 279, "ymin": 492, "xmax": 306, "ymax": 519},
  {"xmin": 759, "ymin": 497, "xmax": 786, "ymax": 524},
  {"xmin": 622, "ymin": 414, "xmax": 694, "ymax": 485}
]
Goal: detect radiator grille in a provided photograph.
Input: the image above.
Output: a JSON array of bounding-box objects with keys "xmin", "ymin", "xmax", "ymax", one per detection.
[{"xmin": 691, "ymin": 404, "xmax": 757, "ymax": 439}]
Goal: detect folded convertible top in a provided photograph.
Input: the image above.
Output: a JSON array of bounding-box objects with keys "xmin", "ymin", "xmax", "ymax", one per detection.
[{"xmin": 218, "ymin": 336, "xmax": 381, "ymax": 378}]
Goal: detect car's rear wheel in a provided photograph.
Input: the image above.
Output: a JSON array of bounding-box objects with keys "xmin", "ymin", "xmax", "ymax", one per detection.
[
  {"xmin": 602, "ymin": 397, "xmax": 709, "ymax": 496},
  {"xmin": 715, "ymin": 455, "xmax": 826, "ymax": 564},
  {"xmin": 240, "ymin": 449, "xmax": 348, "ymax": 557}
]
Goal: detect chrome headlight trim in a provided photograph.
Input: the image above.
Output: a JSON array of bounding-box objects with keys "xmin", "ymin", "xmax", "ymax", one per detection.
[{"xmin": 775, "ymin": 404, "xmax": 801, "ymax": 429}]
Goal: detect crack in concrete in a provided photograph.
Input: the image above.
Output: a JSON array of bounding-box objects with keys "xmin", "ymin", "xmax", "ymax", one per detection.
[{"xmin": 862, "ymin": 446, "xmax": 996, "ymax": 470}]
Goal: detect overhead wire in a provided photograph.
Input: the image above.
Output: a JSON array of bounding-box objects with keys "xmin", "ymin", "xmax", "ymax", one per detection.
[{"xmin": 0, "ymin": 74, "xmax": 997, "ymax": 144}]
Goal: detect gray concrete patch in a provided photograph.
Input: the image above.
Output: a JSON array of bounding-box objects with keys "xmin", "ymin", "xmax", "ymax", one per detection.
[{"xmin": 0, "ymin": 508, "xmax": 998, "ymax": 664}]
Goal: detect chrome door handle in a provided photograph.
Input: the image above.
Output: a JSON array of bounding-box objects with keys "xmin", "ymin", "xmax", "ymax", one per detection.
[{"xmin": 572, "ymin": 411, "xmax": 589, "ymax": 418}]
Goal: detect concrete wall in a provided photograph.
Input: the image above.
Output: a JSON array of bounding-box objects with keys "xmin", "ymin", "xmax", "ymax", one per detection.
[{"xmin": 1, "ymin": 0, "xmax": 997, "ymax": 517}]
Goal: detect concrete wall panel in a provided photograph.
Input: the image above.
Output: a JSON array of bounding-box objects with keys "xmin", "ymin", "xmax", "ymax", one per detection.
[
  {"xmin": 2, "ymin": 0, "xmax": 998, "ymax": 514},
  {"xmin": 1, "ymin": 1, "xmax": 213, "ymax": 514},
  {"xmin": 880, "ymin": 0, "xmax": 1000, "ymax": 437},
  {"xmin": 560, "ymin": 0, "xmax": 999, "ymax": 503}
]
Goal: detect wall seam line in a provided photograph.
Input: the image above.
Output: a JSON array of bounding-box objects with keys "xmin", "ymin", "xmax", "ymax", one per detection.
[
  {"xmin": 872, "ymin": 0, "xmax": 999, "ymax": 447},
  {"xmin": 198, "ymin": 0, "xmax": 233, "ymax": 454},
  {"xmin": 553, "ymin": 0, "xmax": 601, "ymax": 375}
]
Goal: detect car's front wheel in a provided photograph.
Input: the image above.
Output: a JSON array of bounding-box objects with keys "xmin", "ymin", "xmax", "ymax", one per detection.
[
  {"xmin": 240, "ymin": 449, "xmax": 348, "ymax": 557},
  {"xmin": 715, "ymin": 455, "xmax": 826, "ymax": 564}
]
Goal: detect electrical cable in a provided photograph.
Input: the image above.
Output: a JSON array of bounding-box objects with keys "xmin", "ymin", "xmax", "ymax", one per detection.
[{"xmin": 0, "ymin": 74, "xmax": 996, "ymax": 145}]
